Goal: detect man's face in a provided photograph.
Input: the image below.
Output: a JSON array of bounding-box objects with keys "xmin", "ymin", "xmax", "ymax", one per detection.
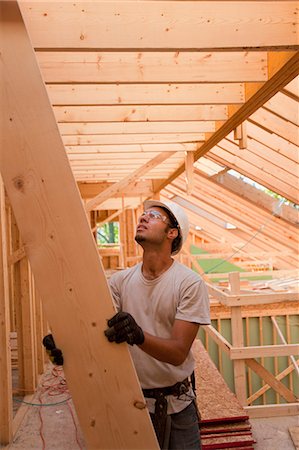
[{"xmin": 135, "ymin": 207, "xmax": 172, "ymax": 247}]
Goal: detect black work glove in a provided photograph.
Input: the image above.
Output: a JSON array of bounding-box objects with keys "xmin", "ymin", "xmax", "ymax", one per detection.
[
  {"xmin": 104, "ymin": 312, "xmax": 145, "ymax": 346},
  {"xmin": 42, "ymin": 334, "xmax": 64, "ymax": 365}
]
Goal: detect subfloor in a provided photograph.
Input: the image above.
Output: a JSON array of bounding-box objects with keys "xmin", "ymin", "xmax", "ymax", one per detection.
[{"xmin": 3, "ymin": 364, "xmax": 298, "ymax": 450}]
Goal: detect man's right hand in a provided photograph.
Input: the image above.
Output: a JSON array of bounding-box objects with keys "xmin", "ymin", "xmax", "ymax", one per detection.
[{"xmin": 42, "ymin": 334, "xmax": 64, "ymax": 365}]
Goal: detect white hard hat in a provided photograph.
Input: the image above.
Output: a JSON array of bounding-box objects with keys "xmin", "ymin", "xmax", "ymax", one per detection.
[{"xmin": 143, "ymin": 200, "xmax": 190, "ymax": 255}]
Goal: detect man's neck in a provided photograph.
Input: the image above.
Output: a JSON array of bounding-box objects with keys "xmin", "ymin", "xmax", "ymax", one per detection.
[{"xmin": 141, "ymin": 252, "xmax": 174, "ymax": 280}]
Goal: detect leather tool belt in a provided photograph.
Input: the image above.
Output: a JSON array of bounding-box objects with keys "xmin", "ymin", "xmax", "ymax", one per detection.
[{"xmin": 142, "ymin": 378, "xmax": 191, "ymax": 448}]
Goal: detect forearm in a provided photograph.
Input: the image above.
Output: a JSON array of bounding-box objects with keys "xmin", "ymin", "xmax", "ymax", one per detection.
[{"xmin": 139, "ymin": 332, "xmax": 188, "ymax": 366}]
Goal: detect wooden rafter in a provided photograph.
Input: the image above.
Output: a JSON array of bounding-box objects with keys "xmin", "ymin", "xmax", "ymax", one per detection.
[{"xmin": 154, "ymin": 51, "xmax": 299, "ymax": 194}]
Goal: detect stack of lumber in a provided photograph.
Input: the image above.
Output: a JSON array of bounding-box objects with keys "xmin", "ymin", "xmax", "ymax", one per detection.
[{"xmin": 193, "ymin": 339, "xmax": 256, "ymax": 449}]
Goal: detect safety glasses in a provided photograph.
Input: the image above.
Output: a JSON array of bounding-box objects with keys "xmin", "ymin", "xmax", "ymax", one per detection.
[{"xmin": 139, "ymin": 210, "xmax": 170, "ymax": 224}]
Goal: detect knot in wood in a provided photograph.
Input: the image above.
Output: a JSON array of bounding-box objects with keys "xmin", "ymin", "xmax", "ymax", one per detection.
[
  {"xmin": 13, "ymin": 176, "xmax": 25, "ymax": 193},
  {"xmin": 134, "ymin": 400, "xmax": 146, "ymax": 410}
]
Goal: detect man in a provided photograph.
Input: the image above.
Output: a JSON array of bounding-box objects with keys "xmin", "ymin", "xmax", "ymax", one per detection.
[{"xmin": 104, "ymin": 200, "xmax": 210, "ymax": 449}]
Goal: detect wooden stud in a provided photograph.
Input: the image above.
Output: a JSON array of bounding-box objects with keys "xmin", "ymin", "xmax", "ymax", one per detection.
[
  {"xmin": 247, "ymin": 360, "xmax": 299, "ymax": 404},
  {"xmin": 0, "ymin": 176, "xmax": 13, "ymax": 445},
  {"xmin": 244, "ymin": 358, "xmax": 297, "ymax": 403},
  {"xmin": 185, "ymin": 151, "xmax": 195, "ymax": 195},
  {"xmin": 286, "ymin": 315, "xmax": 294, "ymax": 392},
  {"xmin": 245, "ymin": 317, "xmax": 252, "ymax": 400},
  {"xmin": 229, "ymin": 272, "xmax": 247, "ymax": 405},
  {"xmin": 85, "ymin": 151, "xmax": 175, "ymax": 213},
  {"xmin": 19, "ymin": 258, "xmax": 36, "ymax": 394},
  {"xmin": 271, "ymin": 316, "xmax": 299, "ymax": 377}
]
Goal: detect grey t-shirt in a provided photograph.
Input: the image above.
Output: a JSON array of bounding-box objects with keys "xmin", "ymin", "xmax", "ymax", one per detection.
[{"xmin": 109, "ymin": 260, "xmax": 210, "ymax": 413}]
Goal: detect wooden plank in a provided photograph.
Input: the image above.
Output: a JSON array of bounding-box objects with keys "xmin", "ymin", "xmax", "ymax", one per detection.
[
  {"xmin": 85, "ymin": 151, "xmax": 175, "ymax": 212},
  {"xmin": 63, "ymin": 133, "xmax": 206, "ymax": 146},
  {"xmin": 47, "ymin": 83, "xmax": 245, "ymax": 105},
  {"xmin": 154, "ymin": 51, "xmax": 299, "ymax": 194},
  {"xmin": 55, "ymin": 105, "xmax": 228, "ymax": 123},
  {"xmin": 78, "ymin": 180, "xmax": 153, "ymax": 200},
  {"xmin": 0, "ymin": 177, "xmax": 13, "ymax": 445},
  {"xmin": 229, "ymin": 273, "xmax": 247, "ymax": 406},
  {"xmin": 245, "ymin": 403, "xmax": 299, "ymax": 418},
  {"xmin": 251, "ymin": 107, "xmax": 299, "ymax": 146},
  {"xmin": 244, "ymin": 358, "xmax": 297, "ymax": 403},
  {"xmin": 37, "ymin": 51, "xmax": 268, "ymax": 83},
  {"xmin": 247, "ymin": 359, "xmax": 299, "ymax": 404},
  {"xmin": 8, "ymin": 246, "xmax": 26, "ymax": 266},
  {"xmin": 0, "ymin": 3, "xmax": 158, "ymax": 448},
  {"xmin": 185, "ymin": 151, "xmax": 195, "ymax": 195},
  {"xmin": 19, "ymin": 258, "xmax": 36, "ymax": 394},
  {"xmin": 67, "ymin": 142, "xmax": 196, "ymax": 154},
  {"xmin": 231, "ymin": 344, "xmax": 299, "ymax": 359},
  {"xmin": 20, "ymin": 1, "xmax": 298, "ymax": 49}
]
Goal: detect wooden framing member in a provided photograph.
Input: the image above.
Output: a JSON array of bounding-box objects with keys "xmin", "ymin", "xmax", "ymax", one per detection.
[
  {"xmin": 229, "ymin": 273, "xmax": 247, "ymax": 405},
  {"xmin": 153, "ymin": 51, "xmax": 299, "ymax": 194},
  {"xmin": 0, "ymin": 3, "xmax": 158, "ymax": 448},
  {"xmin": 231, "ymin": 344, "xmax": 299, "ymax": 360},
  {"xmin": 206, "ymin": 283, "xmax": 299, "ymax": 307},
  {"xmin": 0, "ymin": 177, "xmax": 13, "ymax": 445},
  {"xmin": 245, "ymin": 403, "xmax": 299, "ymax": 419},
  {"xmin": 271, "ymin": 316, "xmax": 299, "ymax": 377},
  {"xmin": 234, "ymin": 122, "xmax": 247, "ymax": 149},
  {"xmin": 85, "ymin": 151, "xmax": 175, "ymax": 213},
  {"xmin": 244, "ymin": 358, "xmax": 296, "ymax": 403},
  {"xmin": 202, "ymin": 313, "xmax": 299, "ymax": 407},
  {"xmin": 247, "ymin": 359, "xmax": 299, "ymax": 404},
  {"xmin": 185, "ymin": 151, "xmax": 195, "ymax": 195}
]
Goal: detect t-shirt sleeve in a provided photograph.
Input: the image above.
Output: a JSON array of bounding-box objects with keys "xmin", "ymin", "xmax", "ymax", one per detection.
[
  {"xmin": 108, "ymin": 274, "xmax": 121, "ymax": 312},
  {"xmin": 175, "ymin": 275, "xmax": 211, "ymax": 325}
]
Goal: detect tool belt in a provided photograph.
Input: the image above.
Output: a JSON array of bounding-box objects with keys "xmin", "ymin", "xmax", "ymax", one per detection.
[
  {"xmin": 142, "ymin": 377, "xmax": 192, "ymax": 449},
  {"xmin": 142, "ymin": 377, "xmax": 191, "ymax": 399}
]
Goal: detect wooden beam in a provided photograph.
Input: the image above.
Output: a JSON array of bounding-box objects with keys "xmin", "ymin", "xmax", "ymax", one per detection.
[
  {"xmin": 154, "ymin": 51, "xmax": 299, "ymax": 193},
  {"xmin": 244, "ymin": 358, "xmax": 297, "ymax": 403},
  {"xmin": 47, "ymin": 83, "xmax": 245, "ymax": 105},
  {"xmin": 20, "ymin": 1, "xmax": 298, "ymax": 49},
  {"xmin": 37, "ymin": 51, "xmax": 268, "ymax": 83},
  {"xmin": 202, "ymin": 324, "xmax": 232, "ymax": 355},
  {"xmin": 185, "ymin": 151, "xmax": 195, "ymax": 195},
  {"xmin": 63, "ymin": 133, "xmax": 206, "ymax": 146},
  {"xmin": 0, "ymin": 3, "xmax": 158, "ymax": 448},
  {"xmin": 247, "ymin": 359, "xmax": 299, "ymax": 404},
  {"xmin": 231, "ymin": 344, "xmax": 299, "ymax": 359},
  {"xmin": 245, "ymin": 403, "xmax": 299, "ymax": 418},
  {"xmin": 67, "ymin": 143, "xmax": 196, "ymax": 154},
  {"xmin": 8, "ymin": 246, "xmax": 26, "ymax": 265},
  {"xmin": 85, "ymin": 151, "xmax": 175, "ymax": 212},
  {"xmin": 230, "ymin": 273, "xmax": 247, "ymax": 406},
  {"xmin": 0, "ymin": 177, "xmax": 13, "ymax": 445},
  {"xmin": 78, "ymin": 180, "xmax": 154, "ymax": 200},
  {"xmin": 55, "ymin": 105, "xmax": 228, "ymax": 123},
  {"xmin": 212, "ymin": 172, "xmax": 299, "ymax": 225}
]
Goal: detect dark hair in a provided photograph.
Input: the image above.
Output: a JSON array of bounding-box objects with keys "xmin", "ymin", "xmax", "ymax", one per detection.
[{"xmin": 160, "ymin": 207, "xmax": 181, "ymax": 253}]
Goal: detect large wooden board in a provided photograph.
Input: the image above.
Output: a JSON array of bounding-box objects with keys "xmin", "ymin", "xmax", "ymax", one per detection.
[{"xmin": 0, "ymin": 2, "xmax": 158, "ymax": 449}]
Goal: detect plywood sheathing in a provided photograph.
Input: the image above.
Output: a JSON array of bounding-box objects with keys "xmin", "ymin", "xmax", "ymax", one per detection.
[{"xmin": 193, "ymin": 340, "xmax": 248, "ymax": 423}]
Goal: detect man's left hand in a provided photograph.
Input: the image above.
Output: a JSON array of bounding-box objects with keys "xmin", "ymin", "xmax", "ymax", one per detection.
[{"xmin": 104, "ymin": 312, "xmax": 144, "ymax": 346}]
